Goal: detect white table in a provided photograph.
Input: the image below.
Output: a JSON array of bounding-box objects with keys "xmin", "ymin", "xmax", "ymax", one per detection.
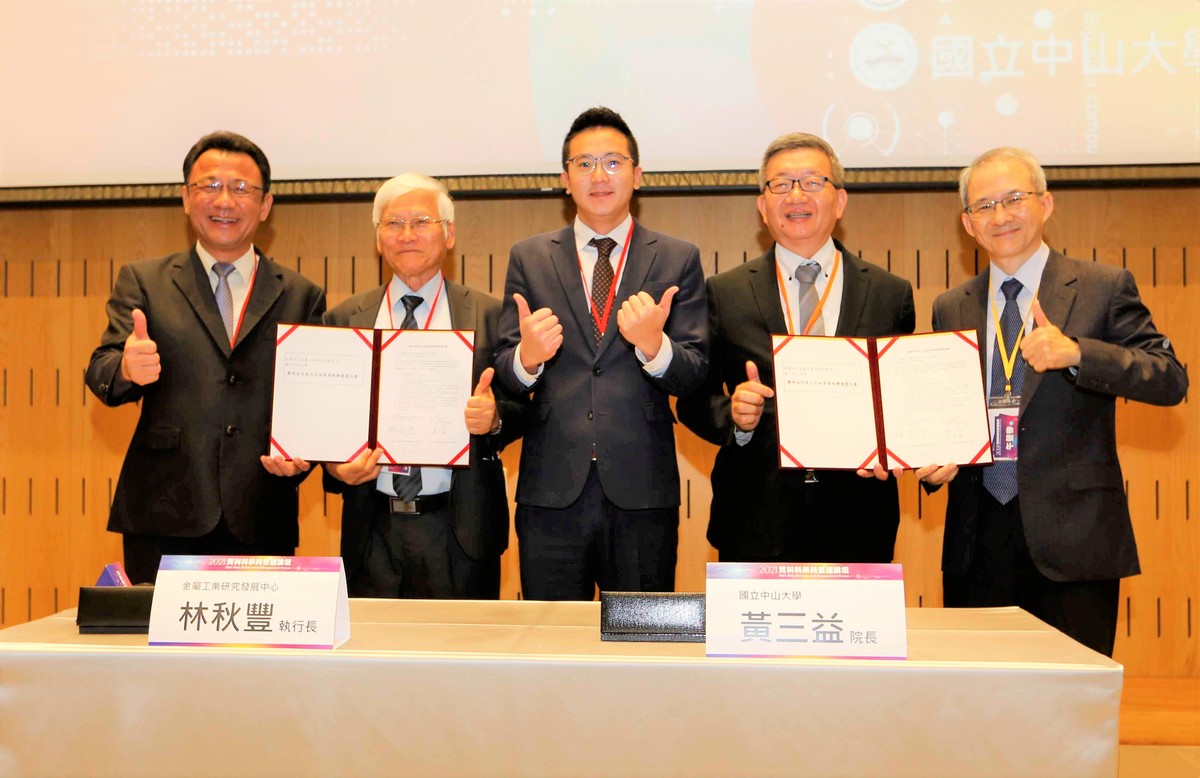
[{"xmin": 0, "ymin": 600, "xmax": 1121, "ymax": 777}]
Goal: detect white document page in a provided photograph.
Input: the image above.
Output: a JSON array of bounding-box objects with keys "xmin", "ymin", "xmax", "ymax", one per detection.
[
  {"xmin": 269, "ymin": 325, "xmax": 373, "ymax": 463},
  {"xmin": 876, "ymin": 331, "xmax": 993, "ymax": 469},
  {"xmin": 772, "ymin": 335, "xmax": 879, "ymax": 470},
  {"xmin": 376, "ymin": 329, "xmax": 474, "ymax": 467}
]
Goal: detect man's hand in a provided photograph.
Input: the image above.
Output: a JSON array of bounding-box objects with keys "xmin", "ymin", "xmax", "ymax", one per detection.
[
  {"xmin": 730, "ymin": 361, "xmax": 774, "ymax": 432},
  {"xmin": 856, "ymin": 463, "xmax": 905, "ymax": 480},
  {"xmin": 260, "ymin": 455, "xmax": 311, "ymax": 477},
  {"xmin": 617, "ymin": 286, "xmax": 678, "ymax": 359},
  {"xmin": 1021, "ymin": 300, "xmax": 1081, "ymax": 372},
  {"xmin": 913, "ymin": 463, "xmax": 959, "ymax": 486},
  {"xmin": 326, "ymin": 448, "xmax": 384, "ymax": 486},
  {"xmin": 465, "ymin": 367, "xmax": 500, "ymax": 435},
  {"xmin": 515, "ymin": 293, "xmax": 563, "ymax": 372},
  {"xmin": 120, "ymin": 308, "xmax": 161, "ymax": 385}
]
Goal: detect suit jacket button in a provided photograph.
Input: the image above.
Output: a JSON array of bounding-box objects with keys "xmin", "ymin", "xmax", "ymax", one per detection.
[
  {"xmin": 593, "ymin": 367, "xmax": 602, "ymax": 376},
  {"xmin": 225, "ymin": 425, "xmax": 239, "ymax": 436},
  {"xmin": 99, "ymin": 383, "xmax": 109, "ymax": 393},
  {"xmin": 227, "ymin": 374, "xmax": 237, "ymax": 386},
  {"xmin": 587, "ymin": 411, "xmax": 594, "ymax": 420}
]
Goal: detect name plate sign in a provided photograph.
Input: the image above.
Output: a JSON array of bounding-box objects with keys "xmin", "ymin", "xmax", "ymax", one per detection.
[
  {"xmin": 148, "ymin": 556, "xmax": 350, "ymax": 649},
  {"xmin": 705, "ymin": 562, "xmax": 907, "ymax": 659}
]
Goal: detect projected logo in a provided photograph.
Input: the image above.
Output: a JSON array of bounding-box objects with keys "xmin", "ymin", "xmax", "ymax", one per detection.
[
  {"xmin": 849, "ymin": 23, "xmax": 918, "ymax": 91},
  {"xmin": 821, "ymin": 100, "xmax": 901, "ymax": 158}
]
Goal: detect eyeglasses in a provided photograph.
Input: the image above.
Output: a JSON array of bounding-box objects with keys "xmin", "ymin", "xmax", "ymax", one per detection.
[
  {"xmin": 566, "ymin": 153, "xmax": 632, "ymax": 175},
  {"xmin": 186, "ymin": 179, "xmax": 265, "ymax": 199},
  {"xmin": 763, "ymin": 176, "xmax": 833, "ymax": 195},
  {"xmin": 964, "ymin": 191, "xmax": 1042, "ymax": 220},
  {"xmin": 378, "ymin": 216, "xmax": 448, "ymax": 235}
]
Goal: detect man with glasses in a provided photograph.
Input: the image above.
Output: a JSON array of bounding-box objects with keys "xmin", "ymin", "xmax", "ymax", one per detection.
[
  {"xmin": 320, "ymin": 174, "xmax": 527, "ymax": 598},
  {"xmin": 494, "ymin": 106, "xmax": 708, "ymax": 600},
  {"xmin": 677, "ymin": 132, "xmax": 914, "ymax": 565},
  {"xmin": 917, "ymin": 147, "xmax": 1187, "ymax": 656},
  {"xmin": 86, "ymin": 131, "xmax": 326, "ymax": 583}
]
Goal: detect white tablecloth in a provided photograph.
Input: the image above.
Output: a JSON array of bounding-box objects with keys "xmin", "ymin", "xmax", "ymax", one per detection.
[{"xmin": 0, "ymin": 600, "xmax": 1120, "ymax": 777}]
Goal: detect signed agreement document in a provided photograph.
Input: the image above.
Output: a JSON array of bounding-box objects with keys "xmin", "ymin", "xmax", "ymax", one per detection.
[
  {"xmin": 269, "ymin": 324, "xmax": 474, "ymax": 466},
  {"xmin": 772, "ymin": 331, "xmax": 992, "ymax": 471}
]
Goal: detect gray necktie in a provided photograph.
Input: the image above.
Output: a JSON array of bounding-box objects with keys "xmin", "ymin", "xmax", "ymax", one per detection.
[
  {"xmin": 213, "ymin": 262, "xmax": 236, "ymax": 344},
  {"xmin": 392, "ymin": 294, "xmax": 424, "ymax": 502},
  {"xmin": 795, "ymin": 261, "xmax": 824, "ymax": 336},
  {"xmin": 588, "ymin": 237, "xmax": 617, "ymax": 345},
  {"xmin": 983, "ymin": 278, "xmax": 1025, "ymax": 505}
]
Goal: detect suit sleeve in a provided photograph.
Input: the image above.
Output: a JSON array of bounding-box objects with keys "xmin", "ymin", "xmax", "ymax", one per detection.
[
  {"xmin": 1072, "ymin": 268, "xmax": 1187, "ymax": 405},
  {"xmin": 650, "ymin": 243, "xmax": 709, "ymax": 397},
  {"xmin": 676, "ymin": 276, "xmax": 737, "ymax": 447},
  {"xmin": 85, "ymin": 262, "xmax": 148, "ymax": 407},
  {"xmin": 493, "ymin": 246, "xmax": 535, "ymax": 396}
]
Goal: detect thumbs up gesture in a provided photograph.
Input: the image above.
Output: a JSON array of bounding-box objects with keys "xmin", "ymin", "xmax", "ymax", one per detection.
[
  {"xmin": 617, "ymin": 285, "xmax": 679, "ymax": 359},
  {"xmin": 1020, "ymin": 300, "xmax": 1081, "ymax": 372},
  {"xmin": 120, "ymin": 308, "xmax": 161, "ymax": 385},
  {"xmin": 514, "ymin": 293, "xmax": 563, "ymax": 372},
  {"xmin": 730, "ymin": 360, "xmax": 774, "ymax": 432},
  {"xmin": 465, "ymin": 366, "xmax": 500, "ymax": 435}
]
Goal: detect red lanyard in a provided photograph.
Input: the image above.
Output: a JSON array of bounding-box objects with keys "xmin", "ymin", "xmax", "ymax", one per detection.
[
  {"xmin": 577, "ymin": 220, "xmax": 635, "ymax": 337},
  {"xmin": 228, "ymin": 257, "xmax": 259, "ymax": 346},
  {"xmin": 385, "ymin": 275, "xmax": 444, "ymax": 330}
]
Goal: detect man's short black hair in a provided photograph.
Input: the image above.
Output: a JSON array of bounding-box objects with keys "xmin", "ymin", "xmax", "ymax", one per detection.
[
  {"xmin": 561, "ymin": 107, "xmax": 639, "ymax": 169},
  {"xmin": 182, "ymin": 131, "xmax": 272, "ymax": 192}
]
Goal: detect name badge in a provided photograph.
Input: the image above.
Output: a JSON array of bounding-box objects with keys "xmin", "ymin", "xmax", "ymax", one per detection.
[{"xmin": 987, "ymin": 394, "xmax": 1020, "ymax": 461}]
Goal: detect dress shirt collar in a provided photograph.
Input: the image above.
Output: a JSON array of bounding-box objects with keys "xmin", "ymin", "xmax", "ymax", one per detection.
[
  {"xmin": 572, "ymin": 213, "xmax": 634, "ymax": 255},
  {"xmin": 197, "ymin": 242, "xmax": 257, "ymax": 281},
  {"xmin": 774, "ymin": 237, "xmax": 836, "ymax": 281},
  {"xmin": 989, "ymin": 242, "xmax": 1050, "ymax": 298}
]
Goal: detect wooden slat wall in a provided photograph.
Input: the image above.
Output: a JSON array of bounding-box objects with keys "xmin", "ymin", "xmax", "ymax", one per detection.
[{"xmin": 0, "ymin": 186, "xmax": 1195, "ymax": 676}]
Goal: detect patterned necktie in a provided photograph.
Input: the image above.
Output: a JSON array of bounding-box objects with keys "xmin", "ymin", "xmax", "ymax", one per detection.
[
  {"xmin": 213, "ymin": 262, "xmax": 237, "ymax": 344},
  {"xmin": 588, "ymin": 237, "xmax": 617, "ymax": 345},
  {"xmin": 983, "ymin": 278, "xmax": 1025, "ymax": 505},
  {"xmin": 392, "ymin": 294, "xmax": 424, "ymax": 502},
  {"xmin": 794, "ymin": 261, "xmax": 824, "ymax": 336}
]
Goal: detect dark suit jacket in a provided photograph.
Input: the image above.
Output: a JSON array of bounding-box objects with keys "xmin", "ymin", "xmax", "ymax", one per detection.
[
  {"xmin": 86, "ymin": 248, "xmax": 326, "ymax": 549},
  {"xmin": 493, "ymin": 222, "xmax": 708, "ymax": 510},
  {"xmin": 677, "ymin": 241, "xmax": 916, "ymax": 559},
  {"xmin": 932, "ymin": 250, "xmax": 1187, "ymax": 581},
  {"xmin": 322, "ymin": 280, "xmax": 526, "ymax": 576}
]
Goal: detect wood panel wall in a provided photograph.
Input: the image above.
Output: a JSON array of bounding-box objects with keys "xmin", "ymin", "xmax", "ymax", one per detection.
[{"xmin": 0, "ymin": 185, "xmax": 1195, "ymax": 676}]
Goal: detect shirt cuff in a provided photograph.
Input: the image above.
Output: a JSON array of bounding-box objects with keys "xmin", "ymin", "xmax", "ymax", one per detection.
[
  {"xmin": 636, "ymin": 332, "xmax": 673, "ymax": 377},
  {"xmin": 513, "ymin": 343, "xmax": 543, "ymax": 387},
  {"xmin": 734, "ymin": 428, "xmax": 754, "ymax": 447}
]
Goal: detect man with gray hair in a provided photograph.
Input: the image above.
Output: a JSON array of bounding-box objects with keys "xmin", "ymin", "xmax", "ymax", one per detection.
[
  {"xmin": 321, "ymin": 173, "xmax": 526, "ymax": 598},
  {"xmin": 918, "ymin": 147, "xmax": 1187, "ymax": 656},
  {"xmin": 678, "ymin": 132, "xmax": 914, "ymax": 563}
]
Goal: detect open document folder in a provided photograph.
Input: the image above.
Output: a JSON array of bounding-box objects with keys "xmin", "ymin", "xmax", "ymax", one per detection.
[
  {"xmin": 268, "ymin": 324, "xmax": 474, "ymax": 467},
  {"xmin": 772, "ymin": 330, "xmax": 993, "ymax": 471}
]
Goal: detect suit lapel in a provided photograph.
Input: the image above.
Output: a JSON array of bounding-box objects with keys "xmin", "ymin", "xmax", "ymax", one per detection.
[
  {"xmin": 172, "ymin": 249, "xmax": 235, "ymax": 357},
  {"xmin": 236, "ymin": 250, "xmax": 284, "ymax": 349},
  {"xmin": 1020, "ymin": 251, "xmax": 1078, "ymax": 416},
  {"xmin": 749, "ymin": 247, "xmax": 787, "ymax": 335},
  {"xmin": 595, "ymin": 222, "xmax": 655, "ymax": 359},
  {"xmin": 548, "ymin": 226, "xmax": 595, "ymax": 352},
  {"xmin": 445, "ymin": 280, "xmax": 476, "ymax": 330},
  {"xmin": 350, "ymin": 285, "xmax": 387, "ymax": 328},
  {"xmin": 834, "ymin": 244, "xmax": 870, "ymax": 337}
]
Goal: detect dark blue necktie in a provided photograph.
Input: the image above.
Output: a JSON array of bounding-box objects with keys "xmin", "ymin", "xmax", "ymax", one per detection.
[{"xmin": 983, "ymin": 278, "xmax": 1025, "ymax": 504}]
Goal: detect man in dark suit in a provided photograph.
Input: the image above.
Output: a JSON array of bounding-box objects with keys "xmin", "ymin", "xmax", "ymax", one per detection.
[
  {"xmin": 86, "ymin": 131, "xmax": 326, "ymax": 583},
  {"xmin": 322, "ymin": 174, "xmax": 526, "ymax": 599},
  {"xmin": 677, "ymin": 133, "xmax": 915, "ymax": 563},
  {"xmin": 919, "ymin": 147, "xmax": 1188, "ymax": 656},
  {"xmin": 493, "ymin": 107, "xmax": 708, "ymax": 600}
]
